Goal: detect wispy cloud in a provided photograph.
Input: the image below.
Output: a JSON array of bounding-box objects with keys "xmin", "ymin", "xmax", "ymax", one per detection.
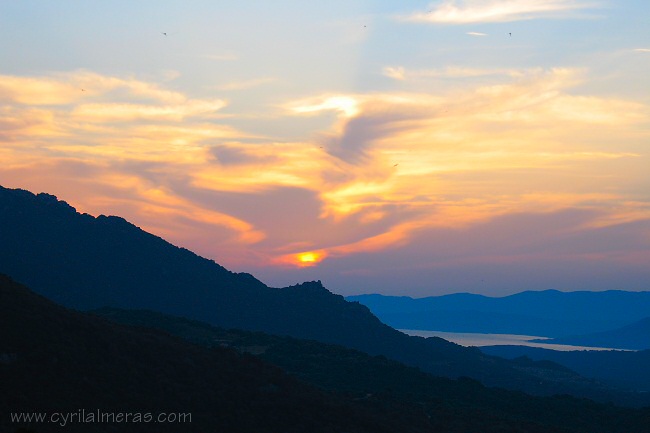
[
  {"xmin": 71, "ymin": 100, "xmax": 227, "ymax": 122},
  {"xmin": 467, "ymin": 31, "xmax": 488, "ymax": 36},
  {"xmin": 287, "ymin": 95, "xmax": 361, "ymax": 117},
  {"xmin": 382, "ymin": 65, "xmax": 524, "ymax": 80},
  {"xmin": 382, "ymin": 66, "xmax": 406, "ymax": 80},
  {"xmin": 0, "ymin": 71, "xmax": 188, "ymax": 105},
  {"xmin": 402, "ymin": 0, "xmax": 600, "ymax": 24},
  {"xmin": 633, "ymin": 48, "xmax": 650, "ymax": 53}
]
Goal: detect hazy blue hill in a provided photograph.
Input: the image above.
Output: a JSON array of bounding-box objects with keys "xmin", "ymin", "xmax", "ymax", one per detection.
[
  {"xmin": 0, "ymin": 184, "xmax": 644, "ymax": 403},
  {"xmin": 0, "ymin": 274, "xmax": 433, "ymax": 433},
  {"xmin": 481, "ymin": 345, "xmax": 650, "ymax": 393},
  {"xmin": 531, "ymin": 317, "xmax": 650, "ymax": 350},
  {"xmin": 349, "ymin": 307, "xmax": 579, "ymax": 337},
  {"xmin": 348, "ymin": 291, "xmax": 650, "ymax": 337}
]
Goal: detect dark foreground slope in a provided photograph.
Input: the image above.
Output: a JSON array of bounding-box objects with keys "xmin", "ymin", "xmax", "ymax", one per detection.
[
  {"xmin": 481, "ymin": 345, "xmax": 650, "ymax": 393},
  {"xmin": 93, "ymin": 307, "xmax": 650, "ymax": 433},
  {"xmin": 0, "ymin": 274, "xmax": 436, "ymax": 433},
  {"xmin": 0, "ymin": 185, "xmax": 640, "ymax": 402},
  {"xmin": 9, "ymin": 275, "xmax": 649, "ymax": 433}
]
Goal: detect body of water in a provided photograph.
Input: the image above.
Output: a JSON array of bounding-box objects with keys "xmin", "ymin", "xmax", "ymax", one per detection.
[{"xmin": 400, "ymin": 329, "xmax": 630, "ymax": 352}]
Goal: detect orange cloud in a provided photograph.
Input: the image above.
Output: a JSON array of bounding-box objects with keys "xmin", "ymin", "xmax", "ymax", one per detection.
[
  {"xmin": 1, "ymin": 67, "xmax": 649, "ymax": 274},
  {"xmin": 272, "ymin": 67, "xmax": 649, "ymax": 263},
  {"xmin": 0, "ymin": 71, "xmax": 188, "ymax": 105}
]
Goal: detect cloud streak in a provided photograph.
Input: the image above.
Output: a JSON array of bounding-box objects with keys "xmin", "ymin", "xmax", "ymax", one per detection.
[
  {"xmin": 71, "ymin": 100, "xmax": 227, "ymax": 122},
  {"xmin": 403, "ymin": 0, "xmax": 599, "ymax": 24},
  {"xmin": 382, "ymin": 66, "xmax": 524, "ymax": 80}
]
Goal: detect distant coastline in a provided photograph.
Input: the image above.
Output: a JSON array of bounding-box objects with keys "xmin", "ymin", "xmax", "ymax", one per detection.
[{"xmin": 400, "ymin": 329, "xmax": 634, "ymax": 352}]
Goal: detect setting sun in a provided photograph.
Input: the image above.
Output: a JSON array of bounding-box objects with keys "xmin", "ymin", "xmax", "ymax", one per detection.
[{"xmin": 296, "ymin": 252, "xmax": 323, "ymax": 267}]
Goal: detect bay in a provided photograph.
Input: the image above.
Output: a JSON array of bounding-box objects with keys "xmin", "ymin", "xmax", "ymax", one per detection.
[{"xmin": 400, "ymin": 329, "xmax": 632, "ymax": 351}]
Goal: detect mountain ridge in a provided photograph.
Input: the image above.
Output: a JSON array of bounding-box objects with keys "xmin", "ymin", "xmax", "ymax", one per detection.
[{"xmin": 0, "ymin": 184, "xmax": 644, "ymax": 401}]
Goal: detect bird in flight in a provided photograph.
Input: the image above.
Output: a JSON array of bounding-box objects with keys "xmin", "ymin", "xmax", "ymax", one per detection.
[
  {"xmin": 509, "ymin": 32, "xmax": 512, "ymax": 37},
  {"xmin": 162, "ymin": 32, "xmax": 168, "ymax": 36}
]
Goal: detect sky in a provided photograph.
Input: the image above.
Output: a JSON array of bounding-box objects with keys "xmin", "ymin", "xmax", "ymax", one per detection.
[{"xmin": 1, "ymin": 0, "xmax": 649, "ymax": 297}]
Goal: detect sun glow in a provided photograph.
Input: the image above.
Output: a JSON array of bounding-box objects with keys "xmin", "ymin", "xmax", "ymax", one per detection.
[{"xmin": 296, "ymin": 252, "xmax": 324, "ymax": 267}]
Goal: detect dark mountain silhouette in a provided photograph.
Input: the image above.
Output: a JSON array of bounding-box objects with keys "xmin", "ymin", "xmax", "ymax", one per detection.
[
  {"xmin": 0, "ymin": 184, "xmax": 643, "ymax": 401},
  {"xmin": 347, "ymin": 291, "xmax": 650, "ymax": 337},
  {"xmin": 481, "ymin": 345, "xmax": 650, "ymax": 393},
  {"xmin": 530, "ymin": 317, "xmax": 650, "ymax": 350},
  {"xmin": 6, "ymin": 275, "xmax": 650, "ymax": 433},
  {"xmin": 0, "ymin": 274, "xmax": 433, "ymax": 433},
  {"xmin": 93, "ymin": 307, "xmax": 650, "ymax": 409}
]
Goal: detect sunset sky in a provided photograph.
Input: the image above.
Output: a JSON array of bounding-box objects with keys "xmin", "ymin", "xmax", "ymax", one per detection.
[{"xmin": 1, "ymin": 1, "xmax": 649, "ymax": 296}]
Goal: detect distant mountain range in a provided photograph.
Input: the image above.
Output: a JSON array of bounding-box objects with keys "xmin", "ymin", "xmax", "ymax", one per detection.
[
  {"xmin": 531, "ymin": 317, "xmax": 650, "ymax": 350},
  {"xmin": 347, "ymin": 291, "xmax": 650, "ymax": 339}
]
